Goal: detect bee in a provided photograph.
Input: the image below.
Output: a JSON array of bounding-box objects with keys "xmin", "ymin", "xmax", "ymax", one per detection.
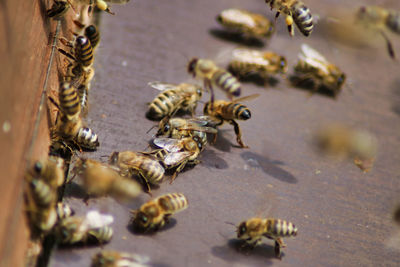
[
  {"xmin": 109, "ymin": 151, "xmax": 165, "ymax": 193},
  {"xmin": 155, "ymin": 116, "xmax": 218, "ymax": 148},
  {"xmin": 228, "ymin": 48, "xmax": 287, "ymax": 84},
  {"xmin": 313, "ymin": 124, "xmax": 377, "ymax": 172},
  {"xmin": 56, "ymin": 210, "xmax": 113, "ymax": 245},
  {"xmin": 47, "ymin": 0, "xmax": 73, "ymax": 18},
  {"xmin": 265, "ymin": 0, "xmax": 314, "ymax": 37},
  {"xmin": 73, "ymin": 20, "xmax": 101, "ymax": 51},
  {"xmin": 187, "ymin": 58, "xmax": 241, "ymax": 104},
  {"xmin": 130, "ymin": 193, "xmax": 188, "ymax": 232},
  {"xmin": 59, "ymin": 36, "xmax": 94, "ymax": 69},
  {"xmin": 216, "ymin": 8, "xmax": 275, "ymax": 40},
  {"xmin": 149, "ymin": 137, "xmax": 203, "ymax": 182},
  {"xmin": 30, "ymin": 157, "xmax": 65, "ymax": 189},
  {"xmin": 203, "ymin": 94, "xmax": 258, "ymax": 148},
  {"xmin": 31, "ymin": 208, "xmax": 58, "ymax": 233},
  {"xmin": 146, "ymin": 82, "xmax": 203, "ymax": 120},
  {"xmin": 56, "ymin": 202, "xmax": 75, "ymax": 220},
  {"xmin": 91, "ymin": 250, "xmax": 150, "ymax": 267},
  {"xmin": 236, "ymin": 217, "xmax": 298, "ymax": 259},
  {"xmin": 356, "ymin": 6, "xmax": 399, "ymax": 59},
  {"xmin": 292, "ymin": 44, "xmax": 346, "ymax": 97},
  {"xmin": 74, "ymin": 158, "xmax": 142, "ymax": 201},
  {"xmin": 59, "ymin": 82, "xmax": 81, "ymax": 120}
]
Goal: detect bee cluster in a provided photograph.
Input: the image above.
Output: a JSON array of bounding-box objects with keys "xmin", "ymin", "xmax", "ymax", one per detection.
[{"xmin": 23, "ymin": 0, "xmax": 399, "ymax": 266}]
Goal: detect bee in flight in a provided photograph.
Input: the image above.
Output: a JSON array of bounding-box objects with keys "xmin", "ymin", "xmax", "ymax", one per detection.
[
  {"xmin": 56, "ymin": 210, "xmax": 114, "ymax": 245},
  {"xmin": 155, "ymin": 116, "xmax": 218, "ymax": 147},
  {"xmin": 146, "ymin": 82, "xmax": 203, "ymax": 120},
  {"xmin": 74, "ymin": 158, "xmax": 142, "ymax": 201},
  {"xmin": 146, "ymin": 137, "xmax": 203, "ymax": 182},
  {"xmin": 228, "ymin": 48, "xmax": 287, "ymax": 86},
  {"xmin": 356, "ymin": 5, "xmax": 400, "ymax": 59},
  {"xmin": 203, "ymin": 94, "xmax": 258, "ymax": 148},
  {"xmin": 265, "ymin": 0, "xmax": 314, "ymax": 37},
  {"xmin": 216, "ymin": 8, "xmax": 275, "ymax": 40},
  {"xmin": 292, "ymin": 44, "xmax": 346, "ymax": 97},
  {"xmin": 91, "ymin": 250, "xmax": 150, "ymax": 267},
  {"xmin": 130, "ymin": 193, "xmax": 188, "ymax": 233},
  {"xmin": 109, "ymin": 151, "xmax": 165, "ymax": 193},
  {"xmin": 188, "ymin": 58, "xmax": 241, "ymax": 105},
  {"xmin": 236, "ymin": 217, "xmax": 298, "ymax": 259}
]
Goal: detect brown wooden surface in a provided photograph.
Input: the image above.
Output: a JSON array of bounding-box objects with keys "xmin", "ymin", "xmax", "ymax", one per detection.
[{"xmin": 22, "ymin": 0, "xmax": 400, "ymax": 266}]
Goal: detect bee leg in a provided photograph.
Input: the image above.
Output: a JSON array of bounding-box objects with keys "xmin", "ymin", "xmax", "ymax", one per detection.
[
  {"xmin": 170, "ymin": 161, "xmax": 188, "ymax": 184},
  {"xmin": 380, "ymin": 30, "xmax": 396, "ymax": 59},
  {"xmin": 59, "ymin": 37, "xmax": 74, "ymax": 48},
  {"xmin": 57, "ymin": 48, "xmax": 76, "ymax": 62},
  {"xmin": 285, "ymin": 15, "xmax": 294, "ymax": 37},
  {"xmin": 137, "ymin": 173, "xmax": 152, "ymax": 195},
  {"xmin": 274, "ymin": 240, "xmax": 282, "ymax": 260},
  {"xmin": 205, "ymin": 79, "xmax": 215, "ymax": 110},
  {"xmin": 229, "ymin": 120, "xmax": 248, "ymax": 148}
]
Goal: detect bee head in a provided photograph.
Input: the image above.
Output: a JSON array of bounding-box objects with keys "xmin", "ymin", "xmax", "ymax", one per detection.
[
  {"xmin": 133, "ymin": 211, "xmax": 150, "ymax": 231},
  {"xmin": 237, "ymin": 221, "xmax": 248, "ymax": 238},
  {"xmin": 85, "ymin": 25, "xmax": 97, "ymax": 37},
  {"xmin": 187, "ymin": 58, "xmax": 198, "ymax": 76},
  {"xmin": 76, "ymin": 36, "xmax": 88, "ymax": 47},
  {"xmin": 216, "ymin": 14, "xmax": 223, "ymax": 24},
  {"xmin": 109, "ymin": 152, "xmax": 119, "ymax": 165}
]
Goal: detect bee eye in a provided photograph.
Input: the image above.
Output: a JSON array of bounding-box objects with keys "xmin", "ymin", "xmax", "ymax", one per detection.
[
  {"xmin": 140, "ymin": 215, "xmax": 148, "ymax": 223},
  {"xmin": 34, "ymin": 162, "xmax": 42, "ymax": 173},
  {"xmin": 163, "ymin": 124, "xmax": 170, "ymax": 132},
  {"xmin": 197, "ymin": 142, "xmax": 202, "ymax": 149}
]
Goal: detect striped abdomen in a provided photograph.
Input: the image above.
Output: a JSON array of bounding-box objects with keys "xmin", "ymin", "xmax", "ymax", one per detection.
[
  {"xmin": 292, "ymin": 2, "xmax": 313, "ymax": 37},
  {"xmin": 77, "ymin": 84, "xmax": 89, "ymax": 115},
  {"xmin": 147, "ymin": 89, "xmax": 182, "ymax": 119},
  {"xmin": 85, "ymin": 25, "xmax": 100, "ymax": 50},
  {"xmin": 59, "ymin": 82, "xmax": 80, "ymax": 119},
  {"xmin": 87, "ymin": 226, "xmax": 113, "ymax": 243},
  {"xmin": 157, "ymin": 193, "xmax": 188, "ymax": 214},
  {"xmin": 212, "ymin": 69, "xmax": 241, "ymax": 97},
  {"xmin": 222, "ymin": 103, "xmax": 251, "ymax": 120},
  {"xmin": 30, "ymin": 179, "xmax": 57, "ymax": 208},
  {"xmin": 75, "ymin": 36, "xmax": 94, "ymax": 68},
  {"xmin": 136, "ymin": 156, "xmax": 165, "ymax": 184},
  {"xmin": 76, "ymin": 127, "xmax": 99, "ymax": 149},
  {"xmin": 265, "ymin": 219, "xmax": 297, "ymax": 238}
]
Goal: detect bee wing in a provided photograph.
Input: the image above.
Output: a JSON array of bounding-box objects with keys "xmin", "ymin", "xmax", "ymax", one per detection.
[
  {"xmin": 299, "ymin": 44, "xmax": 330, "ymax": 74},
  {"xmin": 232, "ymin": 93, "xmax": 260, "ymax": 103},
  {"xmin": 232, "ymin": 48, "xmax": 271, "ymax": 66},
  {"xmin": 163, "ymin": 151, "xmax": 193, "ymax": 166},
  {"xmin": 84, "ymin": 210, "xmax": 114, "ymax": 229},
  {"xmin": 153, "ymin": 138, "xmax": 182, "ymax": 152},
  {"xmin": 221, "ymin": 9, "xmax": 256, "ymax": 28},
  {"xmin": 148, "ymin": 81, "xmax": 179, "ymax": 91}
]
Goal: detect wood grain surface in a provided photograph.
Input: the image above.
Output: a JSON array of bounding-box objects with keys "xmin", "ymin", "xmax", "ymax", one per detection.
[{"xmin": 47, "ymin": 0, "xmax": 400, "ymax": 266}]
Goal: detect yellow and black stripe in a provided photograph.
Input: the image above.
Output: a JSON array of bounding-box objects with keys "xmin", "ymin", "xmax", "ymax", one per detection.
[
  {"xmin": 223, "ymin": 103, "xmax": 251, "ymax": 120},
  {"xmin": 88, "ymin": 226, "xmax": 113, "ymax": 243},
  {"xmin": 267, "ymin": 219, "xmax": 297, "ymax": 237},
  {"xmin": 59, "ymin": 82, "xmax": 80, "ymax": 119},
  {"xmin": 292, "ymin": 2, "xmax": 313, "ymax": 37},
  {"xmin": 85, "ymin": 25, "xmax": 100, "ymax": 50},
  {"xmin": 213, "ymin": 70, "xmax": 241, "ymax": 97},
  {"xmin": 157, "ymin": 193, "xmax": 188, "ymax": 213},
  {"xmin": 147, "ymin": 89, "xmax": 180, "ymax": 119},
  {"xmin": 138, "ymin": 157, "xmax": 164, "ymax": 184},
  {"xmin": 76, "ymin": 127, "xmax": 99, "ymax": 150},
  {"xmin": 75, "ymin": 36, "xmax": 94, "ymax": 68}
]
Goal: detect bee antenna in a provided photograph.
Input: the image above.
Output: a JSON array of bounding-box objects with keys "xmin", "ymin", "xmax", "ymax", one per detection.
[
  {"xmin": 146, "ymin": 124, "xmax": 158, "ymax": 134},
  {"xmin": 225, "ymin": 221, "xmax": 236, "ymax": 227}
]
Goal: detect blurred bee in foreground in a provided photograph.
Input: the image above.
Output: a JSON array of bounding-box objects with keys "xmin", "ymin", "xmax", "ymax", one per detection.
[
  {"xmin": 47, "ymin": 0, "xmax": 74, "ymax": 18},
  {"xmin": 188, "ymin": 58, "xmax": 241, "ymax": 105},
  {"xmin": 313, "ymin": 124, "xmax": 377, "ymax": 172},
  {"xmin": 356, "ymin": 5, "xmax": 399, "ymax": 59},
  {"xmin": 130, "ymin": 193, "xmax": 188, "ymax": 233},
  {"xmin": 109, "ymin": 151, "xmax": 165, "ymax": 193},
  {"xmin": 204, "ymin": 94, "xmax": 258, "ymax": 148},
  {"xmin": 292, "ymin": 44, "xmax": 346, "ymax": 98},
  {"xmin": 236, "ymin": 217, "xmax": 298, "ymax": 259},
  {"xmin": 146, "ymin": 82, "xmax": 203, "ymax": 120},
  {"xmin": 74, "ymin": 158, "xmax": 142, "ymax": 201},
  {"xmin": 155, "ymin": 116, "xmax": 218, "ymax": 147},
  {"xmin": 91, "ymin": 250, "xmax": 150, "ymax": 267},
  {"xmin": 147, "ymin": 137, "xmax": 203, "ymax": 182},
  {"xmin": 228, "ymin": 48, "xmax": 287, "ymax": 86},
  {"xmin": 56, "ymin": 210, "xmax": 113, "ymax": 245},
  {"xmin": 265, "ymin": 0, "xmax": 314, "ymax": 37},
  {"xmin": 216, "ymin": 8, "xmax": 275, "ymax": 40}
]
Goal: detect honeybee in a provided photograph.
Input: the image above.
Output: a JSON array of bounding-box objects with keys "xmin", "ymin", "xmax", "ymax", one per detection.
[
  {"xmin": 30, "ymin": 157, "xmax": 65, "ymax": 189},
  {"xmin": 216, "ymin": 8, "xmax": 275, "ymax": 40},
  {"xmin": 130, "ymin": 193, "xmax": 188, "ymax": 232},
  {"xmin": 56, "ymin": 210, "xmax": 113, "ymax": 244},
  {"xmin": 91, "ymin": 250, "xmax": 150, "ymax": 267},
  {"xmin": 73, "ymin": 20, "xmax": 101, "ymax": 50},
  {"xmin": 56, "ymin": 202, "xmax": 75, "ymax": 220},
  {"xmin": 29, "ymin": 179, "xmax": 58, "ymax": 209},
  {"xmin": 149, "ymin": 137, "xmax": 203, "ymax": 182},
  {"xmin": 59, "ymin": 36, "xmax": 94, "ymax": 69},
  {"xmin": 146, "ymin": 82, "xmax": 203, "ymax": 120},
  {"xmin": 109, "ymin": 151, "xmax": 165, "ymax": 192},
  {"xmin": 74, "ymin": 158, "xmax": 142, "ymax": 201},
  {"xmin": 292, "ymin": 44, "xmax": 346, "ymax": 97},
  {"xmin": 187, "ymin": 58, "xmax": 241, "ymax": 104},
  {"xmin": 228, "ymin": 48, "xmax": 287, "ymax": 85},
  {"xmin": 236, "ymin": 217, "xmax": 298, "ymax": 259},
  {"xmin": 356, "ymin": 5, "xmax": 399, "ymax": 59},
  {"xmin": 313, "ymin": 124, "xmax": 377, "ymax": 172},
  {"xmin": 155, "ymin": 116, "xmax": 218, "ymax": 147},
  {"xmin": 203, "ymin": 94, "xmax": 258, "ymax": 148},
  {"xmin": 59, "ymin": 82, "xmax": 81, "ymax": 120},
  {"xmin": 47, "ymin": 0, "xmax": 73, "ymax": 18},
  {"xmin": 265, "ymin": 0, "xmax": 313, "ymax": 37}
]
